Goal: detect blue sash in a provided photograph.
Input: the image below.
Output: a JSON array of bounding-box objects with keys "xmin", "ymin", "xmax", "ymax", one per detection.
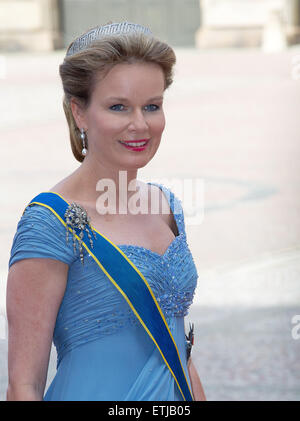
[{"xmin": 24, "ymin": 191, "xmax": 194, "ymax": 401}]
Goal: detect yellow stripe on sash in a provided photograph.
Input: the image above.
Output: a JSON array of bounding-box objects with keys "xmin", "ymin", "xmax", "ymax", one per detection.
[{"xmin": 24, "ymin": 193, "xmax": 194, "ymax": 401}]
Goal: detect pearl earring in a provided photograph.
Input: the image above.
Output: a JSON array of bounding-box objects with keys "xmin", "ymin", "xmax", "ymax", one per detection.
[{"xmin": 80, "ymin": 128, "xmax": 87, "ymax": 156}]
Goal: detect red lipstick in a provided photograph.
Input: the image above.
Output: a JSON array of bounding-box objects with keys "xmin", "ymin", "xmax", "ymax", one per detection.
[{"xmin": 118, "ymin": 139, "xmax": 150, "ymax": 151}]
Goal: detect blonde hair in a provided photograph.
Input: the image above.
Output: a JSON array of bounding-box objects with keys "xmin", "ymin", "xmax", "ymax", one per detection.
[{"xmin": 59, "ymin": 27, "xmax": 177, "ymax": 162}]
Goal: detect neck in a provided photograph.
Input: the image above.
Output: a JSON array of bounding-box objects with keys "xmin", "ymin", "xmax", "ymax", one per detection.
[{"xmin": 68, "ymin": 155, "xmax": 143, "ymax": 214}]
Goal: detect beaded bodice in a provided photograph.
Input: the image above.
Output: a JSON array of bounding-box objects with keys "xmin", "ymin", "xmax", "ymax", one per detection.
[{"xmin": 9, "ymin": 183, "xmax": 198, "ymax": 367}]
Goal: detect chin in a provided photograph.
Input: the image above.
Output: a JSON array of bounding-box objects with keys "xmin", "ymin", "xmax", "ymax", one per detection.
[
  {"xmin": 121, "ymin": 158, "xmax": 151, "ymax": 171},
  {"xmin": 120, "ymin": 150, "xmax": 158, "ymax": 169}
]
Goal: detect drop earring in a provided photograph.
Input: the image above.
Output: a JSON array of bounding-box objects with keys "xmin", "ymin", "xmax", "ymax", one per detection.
[{"xmin": 80, "ymin": 128, "xmax": 87, "ymax": 156}]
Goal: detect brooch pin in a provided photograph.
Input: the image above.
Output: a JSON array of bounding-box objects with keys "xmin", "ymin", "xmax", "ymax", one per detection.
[{"xmin": 64, "ymin": 202, "xmax": 97, "ymax": 265}]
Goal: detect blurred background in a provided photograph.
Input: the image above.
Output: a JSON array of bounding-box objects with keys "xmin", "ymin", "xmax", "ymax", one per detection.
[{"xmin": 0, "ymin": 0, "xmax": 300, "ymax": 401}]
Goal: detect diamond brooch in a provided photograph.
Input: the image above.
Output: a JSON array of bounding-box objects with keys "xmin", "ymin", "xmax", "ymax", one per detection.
[{"xmin": 64, "ymin": 202, "xmax": 97, "ymax": 265}]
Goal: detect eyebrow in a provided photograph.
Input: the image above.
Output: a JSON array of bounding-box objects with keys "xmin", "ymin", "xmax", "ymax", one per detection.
[{"xmin": 106, "ymin": 95, "xmax": 164, "ymax": 102}]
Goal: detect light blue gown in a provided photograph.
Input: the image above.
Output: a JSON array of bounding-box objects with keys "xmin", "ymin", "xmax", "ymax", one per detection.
[{"xmin": 8, "ymin": 183, "xmax": 198, "ymax": 401}]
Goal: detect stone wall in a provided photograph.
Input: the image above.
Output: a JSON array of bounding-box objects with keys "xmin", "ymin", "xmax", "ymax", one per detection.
[
  {"xmin": 60, "ymin": 0, "xmax": 201, "ymax": 48},
  {"xmin": 196, "ymin": 0, "xmax": 290, "ymax": 48},
  {"xmin": 0, "ymin": 0, "xmax": 62, "ymax": 52},
  {"xmin": 0, "ymin": 0, "xmax": 299, "ymax": 52}
]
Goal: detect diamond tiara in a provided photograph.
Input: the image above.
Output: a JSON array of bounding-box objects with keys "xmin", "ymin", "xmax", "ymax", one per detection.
[{"xmin": 66, "ymin": 21, "xmax": 153, "ymax": 57}]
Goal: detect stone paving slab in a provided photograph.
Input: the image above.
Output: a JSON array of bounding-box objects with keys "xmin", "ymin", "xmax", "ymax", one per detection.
[
  {"xmin": 189, "ymin": 305, "xmax": 300, "ymax": 401},
  {"xmin": 1, "ymin": 304, "xmax": 299, "ymax": 401},
  {"xmin": 1, "ymin": 46, "xmax": 300, "ymax": 400}
]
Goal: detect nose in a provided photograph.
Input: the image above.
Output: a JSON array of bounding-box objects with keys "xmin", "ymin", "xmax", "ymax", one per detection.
[{"xmin": 128, "ymin": 108, "xmax": 149, "ymax": 132}]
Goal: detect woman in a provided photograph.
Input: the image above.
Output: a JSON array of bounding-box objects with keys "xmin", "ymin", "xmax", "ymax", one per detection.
[{"xmin": 6, "ymin": 21, "xmax": 206, "ymax": 401}]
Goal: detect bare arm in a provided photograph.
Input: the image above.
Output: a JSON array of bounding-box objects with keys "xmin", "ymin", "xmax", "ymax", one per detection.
[
  {"xmin": 6, "ymin": 258, "xmax": 68, "ymax": 401},
  {"xmin": 188, "ymin": 358, "xmax": 207, "ymax": 401}
]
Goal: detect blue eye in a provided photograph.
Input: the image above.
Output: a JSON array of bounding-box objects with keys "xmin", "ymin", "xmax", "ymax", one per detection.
[
  {"xmin": 145, "ymin": 104, "xmax": 160, "ymax": 111},
  {"xmin": 109, "ymin": 104, "xmax": 160, "ymax": 112},
  {"xmin": 110, "ymin": 104, "xmax": 124, "ymax": 111}
]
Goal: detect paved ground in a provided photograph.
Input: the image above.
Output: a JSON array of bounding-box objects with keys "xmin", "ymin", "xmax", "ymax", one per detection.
[{"xmin": 0, "ymin": 45, "xmax": 300, "ymax": 400}]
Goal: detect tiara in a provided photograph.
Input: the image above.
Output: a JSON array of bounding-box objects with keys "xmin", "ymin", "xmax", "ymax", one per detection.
[{"xmin": 66, "ymin": 21, "xmax": 153, "ymax": 57}]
